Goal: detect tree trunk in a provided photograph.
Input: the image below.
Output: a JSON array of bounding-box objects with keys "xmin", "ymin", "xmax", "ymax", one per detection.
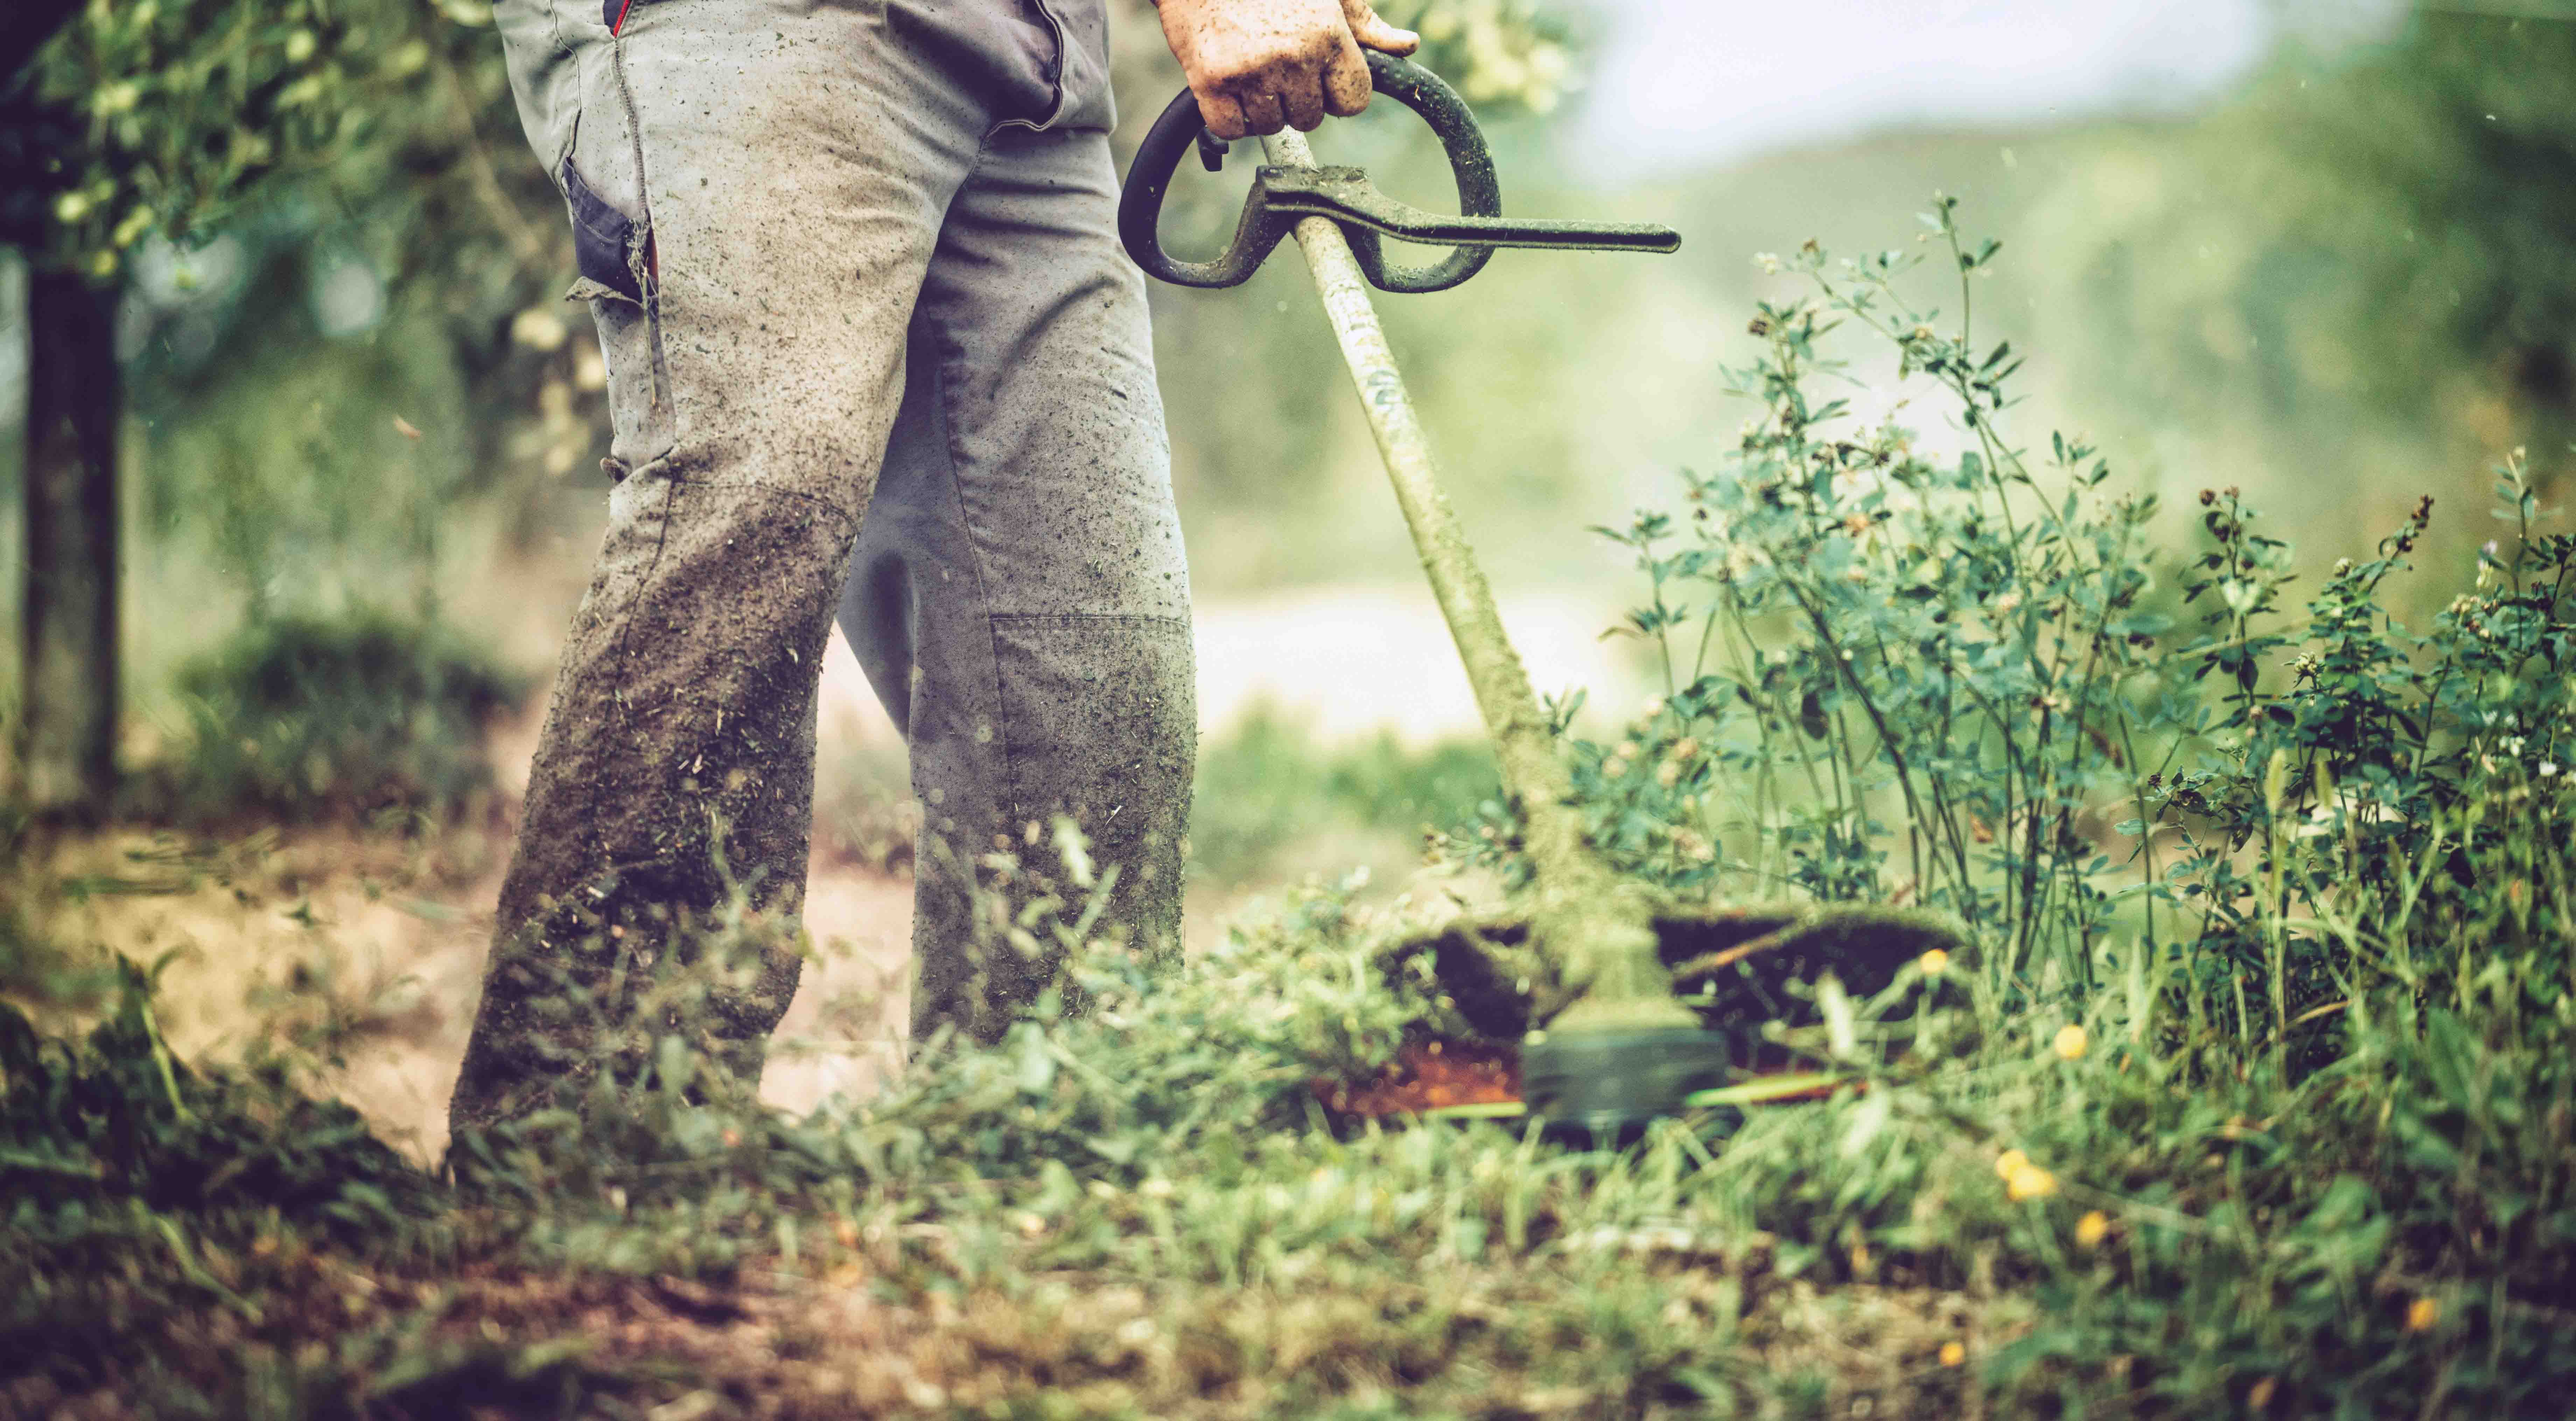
[{"xmin": 18, "ymin": 267, "xmax": 120, "ymax": 820}]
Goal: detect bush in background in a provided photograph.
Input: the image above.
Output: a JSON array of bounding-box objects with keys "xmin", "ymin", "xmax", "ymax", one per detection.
[
  {"xmin": 1188, "ymin": 705, "xmax": 1499, "ymax": 887},
  {"xmin": 141, "ymin": 610, "xmax": 524, "ymax": 824}
]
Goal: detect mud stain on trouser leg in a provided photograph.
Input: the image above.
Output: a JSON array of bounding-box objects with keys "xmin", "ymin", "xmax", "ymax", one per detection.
[
  {"xmin": 450, "ymin": 470, "xmax": 855, "ymax": 1127},
  {"xmin": 947, "ymin": 614, "xmax": 1194, "ymax": 1038}
]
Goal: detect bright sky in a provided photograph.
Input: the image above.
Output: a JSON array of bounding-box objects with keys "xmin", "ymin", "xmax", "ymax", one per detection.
[{"xmin": 1567, "ymin": 0, "xmax": 2410, "ymax": 174}]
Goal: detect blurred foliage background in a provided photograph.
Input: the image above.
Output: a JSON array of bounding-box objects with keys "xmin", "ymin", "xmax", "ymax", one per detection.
[{"xmin": 5, "ymin": 0, "xmax": 2576, "ymax": 807}]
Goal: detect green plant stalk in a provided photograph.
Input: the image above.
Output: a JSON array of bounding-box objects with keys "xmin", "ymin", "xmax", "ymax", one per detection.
[{"xmin": 1259, "ymin": 130, "xmax": 1693, "ymax": 1032}]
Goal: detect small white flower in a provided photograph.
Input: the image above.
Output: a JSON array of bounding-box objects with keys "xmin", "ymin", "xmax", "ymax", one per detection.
[
  {"xmin": 1754, "ymin": 252, "xmax": 1783, "ymax": 274},
  {"xmin": 2542, "ymin": 762, "xmax": 2560, "ymax": 778}
]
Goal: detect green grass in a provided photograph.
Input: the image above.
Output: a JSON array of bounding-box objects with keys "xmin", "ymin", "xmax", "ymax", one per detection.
[
  {"xmin": 5, "ymin": 870, "xmax": 2572, "ymax": 1418},
  {"xmin": 1186, "ymin": 705, "xmax": 1500, "ymax": 888},
  {"xmin": 129, "ymin": 610, "xmax": 526, "ymax": 826},
  {"xmin": 813, "ymin": 701, "xmax": 1501, "ymax": 893},
  {"xmin": 7, "ymin": 206, "xmax": 2576, "ymax": 1417}
]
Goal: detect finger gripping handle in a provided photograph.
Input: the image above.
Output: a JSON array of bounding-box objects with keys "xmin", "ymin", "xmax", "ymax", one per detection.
[{"xmin": 1116, "ymin": 51, "xmax": 1502, "ymax": 294}]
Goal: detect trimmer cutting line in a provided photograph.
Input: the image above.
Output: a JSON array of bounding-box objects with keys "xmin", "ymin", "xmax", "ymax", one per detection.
[{"xmin": 1122, "ymin": 55, "xmax": 1955, "ymax": 1138}]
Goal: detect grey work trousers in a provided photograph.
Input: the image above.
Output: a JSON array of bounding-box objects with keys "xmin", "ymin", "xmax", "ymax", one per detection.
[{"xmin": 449, "ymin": 0, "xmax": 1196, "ymax": 1135}]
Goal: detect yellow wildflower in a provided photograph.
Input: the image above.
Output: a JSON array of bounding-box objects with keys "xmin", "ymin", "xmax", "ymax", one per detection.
[
  {"xmin": 1994, "ymin": 1148, "xmax": 2029, "ymax": 1181},
  {"xmin": 1938, "ymin": 1341, "xmax": 1965, "ymax": 1367},
  {"xmin": 2053, "ymin": 1023, "xmax": 2089, "ymax": 1061},
  {"xmin": 2248, "ymin": 1377, "xmax": 2277, "ymax": 1409},
  {"xmin": 2075, "ymin": 1210, "xmax": 2110, "ymax": 1247},
  {"xmin": 2406, "ymin": 1296, "xmax": 2440, "ymax": 1332},
  {"xmin": 1918, "ymin": 947, "xmax": 1950, "ymax": 977},
  {"xmin": 2005, "ymin": 1164, "xmax": 2058, "ymax": 1201}
]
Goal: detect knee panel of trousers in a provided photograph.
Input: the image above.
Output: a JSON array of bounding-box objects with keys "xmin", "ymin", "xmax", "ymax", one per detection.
[{"xmin": 985, "ymin": 612, "xmax": 1196, "ymax": 875}]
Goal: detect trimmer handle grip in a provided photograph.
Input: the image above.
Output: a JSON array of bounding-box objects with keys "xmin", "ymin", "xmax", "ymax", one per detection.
[{"xmin": 1118, "ymin": 50, "xmax": 1502, "ymax": 294}]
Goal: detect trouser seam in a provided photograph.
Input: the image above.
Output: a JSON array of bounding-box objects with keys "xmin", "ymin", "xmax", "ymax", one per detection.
[
  {"xmin": 924, "ymin": 149, "xmax": 1020, "ymax": 832},
  {"xmin": 608, "ymin": 34, "xmax": 668, "ymax": 417},
  {"xmin": 987, "ymin": 612, "xmax": 1190, "ymax": 624},
  {"xmin": 587, "ymin": 39, "xmax": 677, "ymax": 737},
  {"xmin": 595, "ymin": 475, "xmax": 683, "ymax": 732}
]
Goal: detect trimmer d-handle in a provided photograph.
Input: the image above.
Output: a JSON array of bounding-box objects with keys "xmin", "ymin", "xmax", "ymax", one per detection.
[{"xmin": 1119, "ymin": 52, "xmax": 1681, "ymax": 294}]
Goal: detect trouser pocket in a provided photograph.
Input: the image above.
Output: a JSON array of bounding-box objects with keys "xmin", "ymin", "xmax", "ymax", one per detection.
[{"xmin": 559, "ymin": 85, "xmax": 673, "ymax": 472}]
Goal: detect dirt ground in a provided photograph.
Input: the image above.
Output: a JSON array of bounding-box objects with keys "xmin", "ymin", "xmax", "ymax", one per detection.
[
  {"xmin": 29, "ymin": 663, "xmax": 917, "ymax": 1167},
  {"xmin": 28, "ymin": 821, "xmax": 916, "ymax": 1170}
]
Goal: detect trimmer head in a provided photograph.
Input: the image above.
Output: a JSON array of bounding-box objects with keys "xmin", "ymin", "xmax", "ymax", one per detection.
[
  {"xmin": 1399, "ymin": 901, "xmax": 1967, "ymax": 1136},
  {"xmin": 1518, "ymin": 1026, "xmax": 1734, "ymax": 1143}
]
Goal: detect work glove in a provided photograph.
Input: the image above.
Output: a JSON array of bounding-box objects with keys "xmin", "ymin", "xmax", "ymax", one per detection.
[{"xmin": 1153, "ymin": 0, "xmax": 1421, "ymax": 140}]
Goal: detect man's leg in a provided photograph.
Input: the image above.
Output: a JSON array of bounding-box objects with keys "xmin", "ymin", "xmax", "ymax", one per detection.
[
  {"xmin": 837, "ymin": 121, "xmax": 1196, "ymax": 1046},
  {"xmin": 450, "ymin": 1, "xmax": 989, "ymax": 1135}
]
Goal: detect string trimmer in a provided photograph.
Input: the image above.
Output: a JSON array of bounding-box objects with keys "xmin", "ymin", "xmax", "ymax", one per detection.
[{"xmin": 1121, "ymin": 55, "xmax": 1961, "ymax": 1138}]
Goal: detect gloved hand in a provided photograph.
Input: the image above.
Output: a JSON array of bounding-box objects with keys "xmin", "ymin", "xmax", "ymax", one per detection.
[{"xmin": 1153, "ymin": 0, "xmax": 1421, "ymax": 140}]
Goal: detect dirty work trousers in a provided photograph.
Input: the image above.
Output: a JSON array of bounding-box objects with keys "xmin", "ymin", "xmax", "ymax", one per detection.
[{"xmin": 449, "ymin": 0, "xmax": 1195, "ymax": 1135}]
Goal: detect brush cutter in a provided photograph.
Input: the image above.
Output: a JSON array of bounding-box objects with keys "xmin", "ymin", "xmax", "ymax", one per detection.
[{"xmin": 1121, "ymin": 54, "xmax": 1961, "ymax": 1139}]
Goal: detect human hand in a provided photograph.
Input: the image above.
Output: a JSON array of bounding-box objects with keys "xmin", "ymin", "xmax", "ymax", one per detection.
[{"xmin": 1153, "ymin": 0, "xmax": 1421, "ymax": 140}]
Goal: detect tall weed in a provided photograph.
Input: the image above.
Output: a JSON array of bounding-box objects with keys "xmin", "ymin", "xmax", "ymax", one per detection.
[
  {"xmin": 1453, "ymin": 198, "xmax": 2576, "ymax": 1069},
  {"xmin": 144, "ymin": 610, "xmax": 524, "ymax": 823}
]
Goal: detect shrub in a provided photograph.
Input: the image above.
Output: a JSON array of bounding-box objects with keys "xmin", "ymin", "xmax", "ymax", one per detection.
[
  {"xmin": 149, "ymin": 610, "xmax": 525, "ymax": 823},
  {"xmin": 1189, "ymin": 704, "xmax": 1499, "ymax": 887},
  {"xmin": 1435, "ymin": 199, "xmax": 2576, "ymax": 1072}
]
